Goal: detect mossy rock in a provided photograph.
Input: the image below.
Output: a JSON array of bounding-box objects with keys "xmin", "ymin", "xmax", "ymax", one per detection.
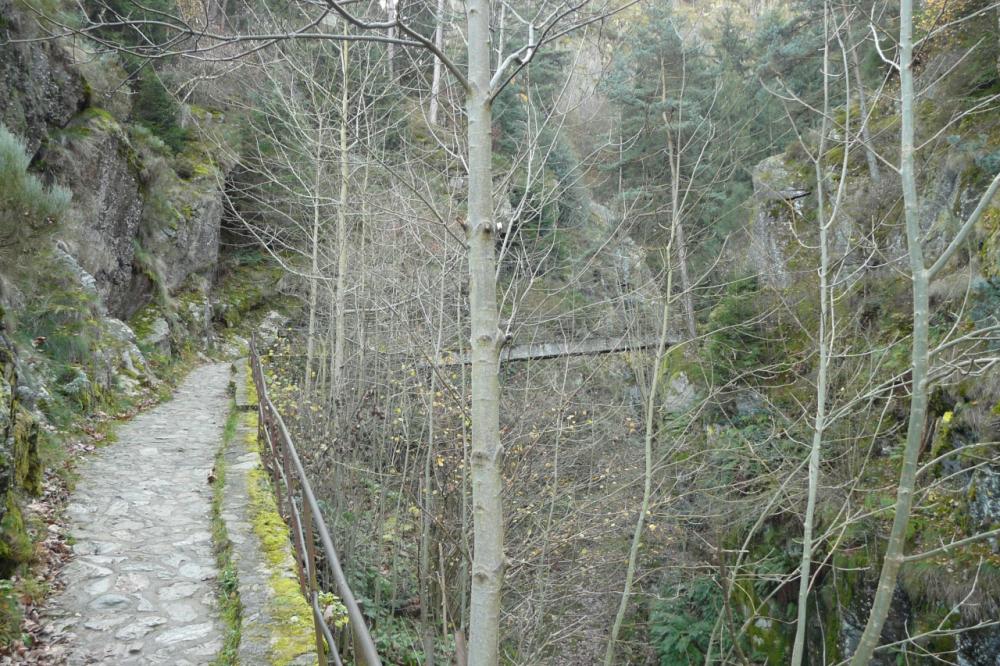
[
  {"xmin": 242, "ymin": 412, "xmax": 317, "ymax": 665},
  {"xmin": 0, "ymin": 494, "xmax": 32, "ymax": 577},
  {"xmin": 978, "ymin": 206, "xmax": 1000, "ymax": 278},
  {"xmin": 10, "ymin": 406, "xmax": 41, "ymax": 497}
]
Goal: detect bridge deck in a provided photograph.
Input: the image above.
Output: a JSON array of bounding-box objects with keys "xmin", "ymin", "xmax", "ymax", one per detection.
[{"xmin": 432, "ymin": 335, "xmax": 677, "ymax": 366}]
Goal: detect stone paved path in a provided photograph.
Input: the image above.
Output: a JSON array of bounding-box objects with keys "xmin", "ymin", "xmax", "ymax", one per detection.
[{"xmin": 46, "ymin": 363, "xmax": 231, "ymax": 665}]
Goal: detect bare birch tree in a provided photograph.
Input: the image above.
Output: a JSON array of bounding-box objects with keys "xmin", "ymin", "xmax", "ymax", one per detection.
[{"xmin": 849, "ymin": 2, "xmax": 1000, "ymax": 662}]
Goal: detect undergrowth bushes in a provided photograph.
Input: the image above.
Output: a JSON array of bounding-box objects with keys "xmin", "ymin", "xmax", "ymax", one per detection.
[{"xmin": 0, "ymin": 124, "xmax": 71, "ymax": 252}]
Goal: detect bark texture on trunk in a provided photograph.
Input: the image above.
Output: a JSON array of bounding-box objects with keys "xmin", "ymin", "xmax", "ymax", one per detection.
[
  {"xmin": 332, "ymin": 39, "xmax": 350, "ymax": 425},
  {"xmin": 429, "ymin": 0, "xmax": 446, "ymax": 125},
  {"xmin": 850, "ymin": 2, "xmax": 928, "ymax": 661},
  {"xmin": 466, "ymin": 1, "xmax": 503, "ymax": 664},
  {"xmin": 661, "ymin": 61, "xmax": 697, "ymax": 340},
  {"xmin": 604, "ymin": 270, "xmax": 673, "ymax": 666},
  {"xmin": 791, "ymin": 14, "xmax": 835, "ymax": 662},
  {"xmin": 304, "ymin": 157, "xmax": 322, "ymax": 397}
]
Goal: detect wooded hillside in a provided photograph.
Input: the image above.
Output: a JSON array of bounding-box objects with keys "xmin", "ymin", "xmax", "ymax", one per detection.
[{"xmin": 0, "ymin": 0, "xmax": 999, "ymax": 664}]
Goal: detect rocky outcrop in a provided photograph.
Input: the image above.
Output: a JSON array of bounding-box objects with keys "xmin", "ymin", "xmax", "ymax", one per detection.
[
  {"xmin": 747, "ymin": 154, "xmax": 812, "ymax": 290},
  {"xmin": 0, "ymin": 0, "xmax": 86, "ymax": 156},
  {"xmin": 35, "ymin": 108, "xmax": 233, "ymax": 324},
  {"xmin": 157, "ymin": 188, "xmax": 223, "ymax": 292},
  {"xmin": 138, "ymin": 160, "xmax": 226, "ymax": 297},
  {"xmin": 45, "ymin": 113, "xmax": 144, "ymax": 318}
]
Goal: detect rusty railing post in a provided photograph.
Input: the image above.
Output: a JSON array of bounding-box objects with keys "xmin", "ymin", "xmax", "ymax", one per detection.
[{"xmin": 303, "ymin": 500, "xmax": 327, "ymax": 665}]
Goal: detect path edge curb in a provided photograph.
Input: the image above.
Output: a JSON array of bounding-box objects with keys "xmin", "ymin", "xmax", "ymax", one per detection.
[{"xmin": 219, "ymin": 360, "xmax": 317, "ymax": 666}]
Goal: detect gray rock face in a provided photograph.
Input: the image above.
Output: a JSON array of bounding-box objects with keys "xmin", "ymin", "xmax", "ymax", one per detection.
[
  {"xmin": 0, "ymin": 1, "xmax": 228, "ymax": 324},
  {"xmin": 958, "ymin": 626, "xmax": 1000, "ymax": 666},
  {"xmin": 839, "ymin": 582, "xmax": 912, "ymax": 666},
  {"xmin": 663, "ymin": 372, "xmax": 696, "ymax": 413},
  {"xmin": 0, "ymin": 0, "xmax": 86, "ymax": 155},
  {"xmin": 968, "ymin": 465, "xmax": 1000, "ymax": 538},
  {"xmin": 257, "ymin": 310, "xmax": 290, "ymax": 347},
  {"xmin": 148, "ymin": 189, "xmax": 224, "ymax": 294},
  {"xmin": 53, "ymin": 242, "xmax": 102, "ymax": 307},
  {"xmin": 142, "ymin": 317, "xmax": 172, "ymax": 355},
  {"xmin": 748, "ymin": 154, "xmax": 811, "ymax": 290},
  {"xmin": 837, "ymin": 572, "xmax": 1000, "ymax": 665},
  {"xmin": 51, "ymin": 121, "xmax": 144, "ymax": 318}
]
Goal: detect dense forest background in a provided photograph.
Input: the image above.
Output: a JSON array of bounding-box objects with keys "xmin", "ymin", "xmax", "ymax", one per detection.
[{"xmin": 1, "ymin": 0, "xmax": 999, "ymax": 663}]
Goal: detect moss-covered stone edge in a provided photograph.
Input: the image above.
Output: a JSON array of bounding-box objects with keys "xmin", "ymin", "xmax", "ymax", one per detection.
[
  {"xmin": 240, "ymin": 366, "xmax": 317, "ymax": 666},
  {"xmin": 210, "ymin": 384, "xmax": 242, "ymax": 666}
]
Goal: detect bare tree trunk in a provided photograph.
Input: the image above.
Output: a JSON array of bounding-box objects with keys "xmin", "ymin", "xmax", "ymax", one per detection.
[
  {"xmin": 673, "ymin": 220, "xmax": 696, "ymax": 338},
  {"xmin": 429, "ymin": 0, "xmax": 446, "ymax": 125},
  {"xmin": 604, "ymin": 268, "xmax": 673, "ymax": 666},
  {"xmin": 421, "ymin": 283, "xmax": 446, "ymax": 666},
  {"xmin": 421, "ymin": 400, "xmax": 436, "ymax": 666},
  {"xmin": 843, "ymin": 7, "xmax": 881, "ymax": 186},
  {"xmin": 304, "ymin": 157, "xmax": 322, "ymax": 398},
  {"xmin": 332, "ymin": 38, "xmax": 350, "ymax": 426},
  {"xmin": 457, "ymin": 297, "xmax": 471, "ymax": 633},
  {"xmin": 850, "ymin": 2, "xmax": 927, "ymax": 661},
  {"xmin": 661, "ymin": 60, "xmax": 696, "ymax": 339},
  {"xmin": 386, "ymin": 0, "xmax": 397, "ymax": 81},
  {"xmin": 465, "ymin": 1, "xmax": 503, "ymax": 664},
  {"xmin": 791, "ymin": 10, "xmax": 832, "ymax": 663}
]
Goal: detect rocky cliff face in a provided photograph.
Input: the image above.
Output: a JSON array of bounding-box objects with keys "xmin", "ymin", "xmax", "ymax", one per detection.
[
  {"xmin": 0, "ymin": 328, "xmax": 42, "ymax": 578},
  {"xmin": 46, "ymin": 114, "xmax": 145, "ymax": 318},
  {"xmin": 0, "ymin": 0, "xmax": 85, "ymax": 156}
]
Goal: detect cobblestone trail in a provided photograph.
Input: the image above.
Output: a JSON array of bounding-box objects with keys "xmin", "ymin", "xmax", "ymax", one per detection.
[{"xmin": 47, "ymin": 363, "xmax": 231, "ymax": 665}]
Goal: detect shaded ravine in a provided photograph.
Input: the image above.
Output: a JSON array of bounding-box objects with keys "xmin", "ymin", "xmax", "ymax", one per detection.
[{"xmin": 46, "ymin": 363, "xmax": 231, "ymax": 665}]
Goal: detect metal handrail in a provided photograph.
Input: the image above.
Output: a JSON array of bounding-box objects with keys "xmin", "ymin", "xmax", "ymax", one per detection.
[{"xmin": 250, "ymin": 335, "xmax": 383, "ymax": 666}]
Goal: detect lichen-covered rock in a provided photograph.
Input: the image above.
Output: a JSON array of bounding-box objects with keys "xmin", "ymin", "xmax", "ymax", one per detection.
[
  {"xmin": 663, "ymin": 371, "xmax": 696, "ymax": 413},
  {"xmin": 46, "ymin": 114, "xmax": 144, "ymax": 318},
  {"xmin": 978, "ymin": 207, "xmax": 1000, "ymax": 279},
  {"xmin": 219, "ymin": 334, "xmax": 249, "ymax": 360},
  {"xmin": 918, "ymin": 150, "xmax": 980, "ymax": 261},
  {"xmin": 257, "ymin": 311, "xmax": 290, "ymax": 347},
  {"xmin": 839, "ymin": 581, "xmax": 912, "ymax": 666},
  {"xmin": 58, "ymin": 367, "xmax": 91, "ymax": 409},
  {"xmin": 0, "ymin": 0, "xmax": 86, "ymax": 156},
  {"xmin": 131, "ymin": 126, "xmax": 233, "ymax": 305},
  {"xmin": 53, "ymin": 241, "xmax": 102, "ymax": 309},
  {"xmin": 968, "ymin": 465, "xmax": 1000, "ymax": 537},
  {"xmin": 226, "ymin": 403, "xmax": 317, "ymax": 666},
  {"xmin": 147, "ymin": 187, "xmax": 224, "ymax": 294},
  {"xmin": 175, "ymin": 283, "xmax": 215, "ymax": 350},
  {"xmin": 142, "ymin": 317, "xmax": 172, "ymax": 355},
  {"xmin": 0, "ymin": 494, "xmax": 31, "ymax": 578},
  {"xmin": 958, "ymin": 625, "xmax": 1000, "ymax": 666},
  {"xmin": 104, "ymin": 318, "xmax": 151, "ymax": 386},
  {"xmin": 747, "ymin": 154, "xmax": 812, "ymax": 290}
]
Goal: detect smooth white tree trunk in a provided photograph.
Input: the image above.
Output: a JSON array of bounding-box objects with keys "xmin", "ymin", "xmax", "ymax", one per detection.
[
  {"xmin": 332, "ymin": 39, "xmax": 350, "ymax": 424},
  {"xmin": 465, "ymin": 1, "xmax": 503, "ymax": 663},
  {"xmin": 791, "ymin": 14, "xmax": 833, "ymax": 661},
  {"xmin": 429, "ymin": 0, "xmax": 446, "ymax": 125},
  {"xmin": 850, "ymin": 2, "xmax": 928, "ymax": 660}
]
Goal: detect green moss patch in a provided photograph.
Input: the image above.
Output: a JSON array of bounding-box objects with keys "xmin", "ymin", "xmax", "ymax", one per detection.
[
  {"xmin": 242, "ymin": 410, "xmax": 317, "ymax": 665},
  {"xmin": 210, "ymin": 397, "xmax": 243, "ymax": 666}
]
